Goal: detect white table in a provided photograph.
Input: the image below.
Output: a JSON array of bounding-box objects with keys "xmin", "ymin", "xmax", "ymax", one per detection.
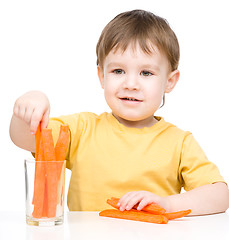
[{"xmin": 1, "ymin": 211, "xmax": 229, "ymax": 240}]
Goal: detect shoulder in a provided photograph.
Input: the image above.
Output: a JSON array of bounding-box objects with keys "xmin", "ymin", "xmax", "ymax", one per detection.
[
  {"xmin": 157, "ymin": 116, "xmax": 192, "ymax": 140},
  {"xmin": 76, "ymin": 112, "xmax": 108, "ymax": 122},
  {"xmin": 49, "ymin": 112, "xmax": 109, "ymax": 130}
]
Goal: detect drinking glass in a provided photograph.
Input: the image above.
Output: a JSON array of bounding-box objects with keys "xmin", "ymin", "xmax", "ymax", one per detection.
[{"xmin": 24, "ymin": 159, "xmax": 66, "ymax": 226}]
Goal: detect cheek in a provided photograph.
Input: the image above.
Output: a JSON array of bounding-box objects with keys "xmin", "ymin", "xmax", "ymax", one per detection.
[
  {"xmin": 145, "ymin": 82, "xmax": 164, "ymax": 103},
  {"xmin": 103, "ymin": 78, "xmax": 118, "ymax": 102},
  {"xmin": 103, "ymin": 76, "xmax": 119, "ymax": 93}
]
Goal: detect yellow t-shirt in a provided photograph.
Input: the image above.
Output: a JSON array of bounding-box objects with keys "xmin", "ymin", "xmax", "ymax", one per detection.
[{"xmin": 48, "ymin": 112, "xmax": 224, "ymax": 211}]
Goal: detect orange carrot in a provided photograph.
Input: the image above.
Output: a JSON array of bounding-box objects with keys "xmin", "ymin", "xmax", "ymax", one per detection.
[
  {"xmin": 42, "ymin": 180, "xmax": 48, "ymax": 217},
  {"xmin": 141, "ymin": 203, "xmax": 166, "ymax": 215},
  {"xmin": 35, "ymin": 124, "xmax": 41, "ymax": 161},
  {"xmin": 42, "ymin": 129, "xmax": 58, "ymax": 218},
  {"xmin": 107, "ymin": 197, "xmax": 166, "ymax": 215},
  {"xmin": 55, "ymin": 124, "xmax": 69, "ymax": 177},
  {"xmin": 54, "ymin": 125, "xmax": 69, "ymax": 207},
  {"xmin": 99, "ymin": 209, "xmax": 168, "ymax": 224},
  {"xmin": 32, "ymin": 124, "xmax": 42, "ymax": 205},
  {"xmin": 55, "ymin": 124, "xmax": 69, "ymax": 161},
  {"xmin": 164, "ymin": 209, "xmax": 191, "ymax": 220},
  {"xmin": 32, "ymin": 133, "xmax": 46, "ymax": 218},
  {"xmin": 32, "ymin": 125, "xmax": 68, "ymax": 218}
]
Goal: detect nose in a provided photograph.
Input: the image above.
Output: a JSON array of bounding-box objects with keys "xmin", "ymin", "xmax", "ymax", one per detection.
[{"xmin": 122, "ymin": 73, "xmax": 139, "ymax": 90}]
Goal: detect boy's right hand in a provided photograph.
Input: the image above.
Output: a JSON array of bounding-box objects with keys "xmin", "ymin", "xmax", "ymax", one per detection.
[{"xmin": 13, "ymin": 91, "xmax": 50, "ymax": 134}]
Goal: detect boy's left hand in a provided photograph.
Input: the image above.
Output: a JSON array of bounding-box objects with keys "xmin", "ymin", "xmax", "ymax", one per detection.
[{"xmin": 117, "ymin": 191, "xmax": 169, "ymax": 212}]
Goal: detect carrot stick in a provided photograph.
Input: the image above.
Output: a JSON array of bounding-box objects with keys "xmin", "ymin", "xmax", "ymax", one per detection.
[
  {"xmin": 164, "ymin": 209, "xmax": 191, "ymax": 220},
  {"xmin": 42, "ymin": 180, "xmax": 48, "ymax": 217},
  {"xmin": 42, "ymin": 128, "xmax": 59, "ymax": 218},
  {"xmin": 55, "ymin": 124, "xmax": 69, "ymax": 177},
  {"xmin": 42, "ymin": 129, "xmax": 56, "ymax": 162},
  {"xmin": 107, "ymin": 197, "xmax": 166, "ymax": 215},
  {"xmin": 32, "ymin": 124, "xmax": 42, "ymax": 205},
  {"xmin": 55, "ymin": 124, "xmax": 69, "ymax": 161},
  {"xmin": 33, "ymin": 126, "xmax": 69, "ymax": 218},
  {"xmin": 99, "ymin": 209, "xmax": 168, "ymax": 224},
  {"xmin": 54, "ymin": 125, "xmax": 69, "ymax": 206},
  {"xmin": 35, "ymin": 124, "xmax": 41, "ymax": 161},
  {"xmin": 32, "ymin": 133, "xmax": 46, "ymax": 218},
  {"xmin": 141, "ymin": 203, "xmax": 166, "ymax": 215}
]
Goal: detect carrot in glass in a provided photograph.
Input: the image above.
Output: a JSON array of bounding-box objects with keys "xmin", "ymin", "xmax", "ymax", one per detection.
[
  {"xmin": 55, "ymin": 124, "xmax": 69, "ymax": 176},
  {"xmin": 55, "ymin": 124, "xmax": 69, "ymax": 161},
  {"xmin": 32, "ymin": 132, "xmax": 46, "ymax": 218},
  {"xmin": 55, "ymin": 124, "xmax": 69, "ymax": 206},
  {"xmin": 32, "ymin": 123, "xmax": 42, "ymax": 205},
  {"xmin": 41, "ymin": 128, "xmax": 59, "ymax": 218},
  {"xmin": 35, "ymin": 124, "xmax": 41, "ymax": 161}
]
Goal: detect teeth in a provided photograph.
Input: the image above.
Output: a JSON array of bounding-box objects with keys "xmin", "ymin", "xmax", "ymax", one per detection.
[{"xmin": 126, "ymin": 98, "xmax": 136, "ymax": 101}]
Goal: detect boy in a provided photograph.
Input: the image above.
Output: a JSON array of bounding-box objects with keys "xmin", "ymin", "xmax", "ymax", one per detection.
[{"xmin": 10, "ymin": 10, "xmax": 229, "ymax": 215}]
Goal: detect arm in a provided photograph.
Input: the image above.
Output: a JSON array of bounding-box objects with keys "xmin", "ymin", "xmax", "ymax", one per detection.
[
  {"xmin": 118, "ymin": 182, "xmax": 229, "ymax": 215},
  {"xmin": 9, "ymin": 91, "xmax": 50, "ymax": 152},
  {"xmin": 167, "ymin": 182, "xmax": 229, "ymax": 216}
]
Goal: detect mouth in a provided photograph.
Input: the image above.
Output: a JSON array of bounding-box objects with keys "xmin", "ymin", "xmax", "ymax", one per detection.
[{"xmin": 119, "ymin": 97, "xmax": 143, "ymax": 102}]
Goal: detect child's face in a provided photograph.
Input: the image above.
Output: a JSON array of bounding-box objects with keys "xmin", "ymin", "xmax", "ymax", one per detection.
[{"xmin": 98, "ymin": 43, "xmax": 179, "ymax": 128}]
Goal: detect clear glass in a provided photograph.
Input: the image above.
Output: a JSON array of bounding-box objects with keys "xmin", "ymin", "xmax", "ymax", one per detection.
[{"xmin": 24, "ymin": 159, "xmax": 66, "ymax": 226}]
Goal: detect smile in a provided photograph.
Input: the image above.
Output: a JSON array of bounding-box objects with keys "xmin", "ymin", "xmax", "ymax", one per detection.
[
  {"xmin": 120, "ymin": 96, "xmax": 143, "ymax": 101},
  {"xmin": 119, "ymin": 97, "xmax": 143, "ymax": 103}
]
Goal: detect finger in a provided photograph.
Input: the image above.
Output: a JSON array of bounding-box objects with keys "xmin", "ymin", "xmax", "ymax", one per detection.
[
  {"xmin": 119, "ymin": 192, "xmax": 138, "ymax": 211},
  {"xmin": 137, "ymin": 198, "xmax": 152, "ymax": 210},
  {"xmin": 17, "ymin": 105, "xmax": 26, "ymax": 120},
  {"xmin": 125, "ymin": 194, "xmax": 145, "ymax": 210},
  {"xmin": 13, "ymin": 98, "xmax": 21, "ymax": 117},
  {"xmin": 40, "ymin": 110, "xmax": 50, "ymax": 130},
  {"xmin": 137, "ymin": 194, "xmax": 158, "ymax": 210},
  {"xmin": 24, "ymin": 107, "xmax": 34, "ymax": 124},
  {"xmin": 30, "ymin": 109, "xmax": 44, "ymax": 134},
  {"xmin": 13, "ymin": 102, "xmax": 19, "ymax": 117}
]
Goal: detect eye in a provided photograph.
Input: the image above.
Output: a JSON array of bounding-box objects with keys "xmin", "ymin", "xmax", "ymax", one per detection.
[
  {"xmin": 113, "ymin": 69, "xmax": 125, "ymax": 74},
  {"xmin": 140, "ymin": 71, "xmax": 153, "ymax": 76}
]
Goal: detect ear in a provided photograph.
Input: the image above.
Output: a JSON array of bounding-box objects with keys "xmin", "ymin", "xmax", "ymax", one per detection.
[
  {"xmin": 97, "ymin": 66, "xmax": 104, "ymax": 89},
  {"xmin": 164, "ymin": 70, "xmax": 180, "ymax": 93}
]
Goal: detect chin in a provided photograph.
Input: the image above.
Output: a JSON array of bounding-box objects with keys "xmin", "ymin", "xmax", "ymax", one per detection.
[{"xmin": 118, "ymin": 114, "xmax": 146, "ymax": 122}]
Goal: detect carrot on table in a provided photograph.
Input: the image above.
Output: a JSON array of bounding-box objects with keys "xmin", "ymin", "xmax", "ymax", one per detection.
[
  {"xmin": 99, "ymin": 209, "xmax": 168, "ymax": 224},
  {"xmin": 164, "ymin": 209, "xmax": 191, "ymax": 220},
  {"xmin": 107, "ymin": 197, "xmax": 166, "ymax": 215}
]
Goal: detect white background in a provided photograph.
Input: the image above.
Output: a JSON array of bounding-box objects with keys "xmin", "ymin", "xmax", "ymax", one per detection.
[{"xmin": 0, "ymin": 0, "xmax": 228, "ymax": 212}]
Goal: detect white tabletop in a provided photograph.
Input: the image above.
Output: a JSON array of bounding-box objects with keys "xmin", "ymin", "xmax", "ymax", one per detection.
[{"xmin": 1, "ymin": 211, "xmax": 229, "ymax": 240}]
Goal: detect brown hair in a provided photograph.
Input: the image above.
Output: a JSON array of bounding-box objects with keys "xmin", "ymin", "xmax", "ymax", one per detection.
[{"xmin": 96, "ymin": 9, "xmax": 180, "ymax": 71}]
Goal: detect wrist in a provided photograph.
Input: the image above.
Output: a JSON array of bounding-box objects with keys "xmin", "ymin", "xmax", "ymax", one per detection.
[{"xmin": 158, "ymin": 196, "xmax": 172, "ymax": 213}]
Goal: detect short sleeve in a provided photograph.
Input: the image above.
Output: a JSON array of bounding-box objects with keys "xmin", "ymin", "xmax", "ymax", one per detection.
[
  {"xmin": 48, "ymin": 113, "xmax": 84, "ymax": 170},
  {"xmin": 178, "ymin": 133, "xmax": 225, "ymax": 191}
]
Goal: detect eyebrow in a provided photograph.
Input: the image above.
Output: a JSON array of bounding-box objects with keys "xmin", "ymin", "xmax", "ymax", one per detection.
[
  {"xmin": 106, "ymin": 62, "xmax": 125, "ymax": 69},
  {"xmin": 141, "ymin": 64, "xmax": 160, "ymax": 72},
  {"xmin": 106, "ymin": 62, "xmax": 160, "ymax": 72}
]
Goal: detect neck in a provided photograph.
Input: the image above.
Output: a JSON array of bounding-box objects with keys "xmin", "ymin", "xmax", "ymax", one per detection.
[{"xmin": 112, "ymin": 113, "xmax": 158, "ymax": 129}]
